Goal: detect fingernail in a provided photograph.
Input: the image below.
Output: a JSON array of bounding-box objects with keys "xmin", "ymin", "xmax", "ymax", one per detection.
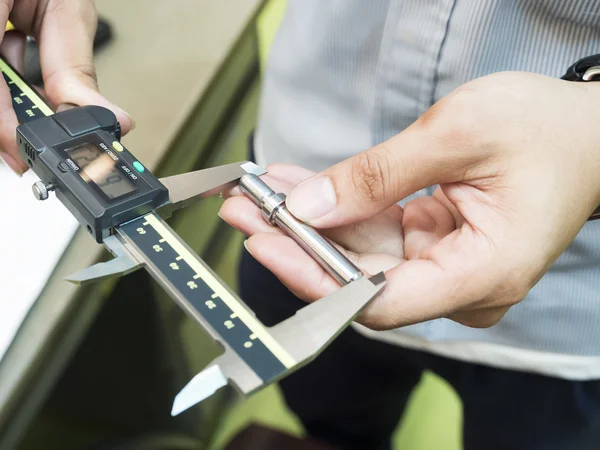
[
  {"xmin": 287, "ymin": 176, "xmax": 336, "ymax": 222},
  {"xmin": 243, "ymin": 239, "xmax": 253, "ymax": 256},
  {"xmin": 0, "ymin": 152, "xmax": 25, "ymax": 176},
  {"xmin": 57, "ymin": 103, "xmax": 77, "ymax": 112},
  {"xmin": 227, "ymin": 186, "xmax": 242, "ymax": 197}
]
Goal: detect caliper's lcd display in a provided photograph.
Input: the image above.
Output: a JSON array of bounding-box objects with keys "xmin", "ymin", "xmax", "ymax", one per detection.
[{"xmin": 67, "ymin": 143, "xmax": 136, "ymax": 199}]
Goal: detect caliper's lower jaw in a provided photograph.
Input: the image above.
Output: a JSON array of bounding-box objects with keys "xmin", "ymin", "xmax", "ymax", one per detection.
[
  {"xmin": 171, "ymin": 273, "xmax": 386, "ymax": 416},
  {"xmin": 171, "ymin": 351, "xmax": 262, "ymax": 416}
]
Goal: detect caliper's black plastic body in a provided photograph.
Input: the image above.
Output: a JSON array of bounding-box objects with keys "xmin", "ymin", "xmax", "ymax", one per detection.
[{"xmin": 17, "ymin": 105, "xmax": 169, "ymax": 242}]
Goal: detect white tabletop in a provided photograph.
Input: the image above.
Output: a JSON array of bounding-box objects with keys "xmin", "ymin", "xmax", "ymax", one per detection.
[{"xmin": 0, "ymin": 165, "xmax": 78, "ymax": 362}]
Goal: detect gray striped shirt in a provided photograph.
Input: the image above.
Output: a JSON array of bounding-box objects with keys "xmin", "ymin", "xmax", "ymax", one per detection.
[{"xmin": 255, "ymin": 0, "xmax": 600, "ymax": 375}]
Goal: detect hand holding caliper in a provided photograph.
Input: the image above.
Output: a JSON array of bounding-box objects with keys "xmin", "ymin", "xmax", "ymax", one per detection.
[{"xmin": 1, "ymin": 50, "xmax": 385, "ymax": 416}]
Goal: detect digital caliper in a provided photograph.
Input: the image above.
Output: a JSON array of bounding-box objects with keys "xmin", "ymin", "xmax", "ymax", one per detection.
[{"xmin": 1, "ymin": 55, "xmax": 385, "ymax": 416}]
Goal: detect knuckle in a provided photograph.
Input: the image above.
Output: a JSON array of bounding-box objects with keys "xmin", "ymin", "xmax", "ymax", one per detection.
[
  {"xmin": 74, "ymin": 63, "xmax": 98, "ymax": 85},
  {"xmin": 0, "ymin": 0, "xmax": 12, "ymax": 14},
  {"xmin": 46, "ymin": 62, "xmax": 98, "ymax": 96},
  {"xmin": 402, "ymin": 198, "xmax": 438, "ymax": 232},
  {"xmin": 0, "ymin": 0, "xmax": 12, "ymax": 26},
  {"xmin": 349, "ymin": 147, "xmax": 394, "ymax": 203},
  {"xmin": 359, "ymin": 309, "xmax": 393, "ymax": 331},
  {"xmin": 47, "ymin": 0, "xmax": 96, "ymax": 19},
  {"xmin": 436, "ymin": 96, "xmax": 480, "ymax": 146},
  {"xmin": 418, "ymin": 83, "xmax": 490, "ymax": 151},
  {"xmin": 41, "ymin": 1, "xmax": 97, "ymax": 39},
  {"xmin": 44, "ymin": 0, "xmax": 68, "ymax": 17}
]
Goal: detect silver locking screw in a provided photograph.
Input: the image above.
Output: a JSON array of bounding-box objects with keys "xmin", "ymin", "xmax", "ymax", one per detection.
[{"xmin": 32, "ymin": 181, "xmax": 54, "ymax": 201}]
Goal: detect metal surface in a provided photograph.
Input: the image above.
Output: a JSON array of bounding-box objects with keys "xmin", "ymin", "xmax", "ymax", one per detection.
[
  {"xmin": 240, "ymin": 173, "xmax": 363, "ymax": 285},
  {"xmin": 583, "ymin": 65, "xmax": 600, "ymax": 81},
  {"xmin": 171, "ymin": 365, "xmax": 228, "ymax": 416},
  {"xmin": 64, "ymin": 235, "xmax": 141, "ymax": 284},
  {"xmin": 159, "ymin": 161, "xmax": 265, "ymax": 218},
  {"xmin": 31, "ymin": 182, "xmax": 49, "ymax": 201}
]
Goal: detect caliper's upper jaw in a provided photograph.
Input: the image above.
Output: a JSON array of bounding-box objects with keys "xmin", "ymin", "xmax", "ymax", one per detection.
[
  {"xmin": 157, "ymin": 161, "xmax": 266, "ymax": 219},
  {"xmin": 63, "ymin": 235, "xmax": 142, "ymax": 285}
]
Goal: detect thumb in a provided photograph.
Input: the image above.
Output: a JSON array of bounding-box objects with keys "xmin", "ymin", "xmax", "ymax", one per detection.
[{"xmin": 286, "ymin": 118, "xmax": 483, "ymax": 228}]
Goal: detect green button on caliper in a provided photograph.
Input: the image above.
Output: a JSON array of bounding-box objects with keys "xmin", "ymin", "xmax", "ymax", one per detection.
[{"xmin": 133, "ymin": 161, "xmax": 145, "ymax": 172}]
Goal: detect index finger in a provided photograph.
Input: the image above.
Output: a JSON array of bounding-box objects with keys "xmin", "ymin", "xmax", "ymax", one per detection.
[{"xmin": 34, "ymin": 0, "xmax": 134, "ymax": 132}]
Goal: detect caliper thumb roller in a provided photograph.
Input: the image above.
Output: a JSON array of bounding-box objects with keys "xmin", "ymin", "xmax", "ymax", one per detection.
[{"xmin": 239, "ymin": 173, "xmax": 362, "ymax": 285}]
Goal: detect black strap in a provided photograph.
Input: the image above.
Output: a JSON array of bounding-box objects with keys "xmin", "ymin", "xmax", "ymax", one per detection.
[{"xmin": 561, "ymin": 54, "xmax": 600, "ymax": 81}]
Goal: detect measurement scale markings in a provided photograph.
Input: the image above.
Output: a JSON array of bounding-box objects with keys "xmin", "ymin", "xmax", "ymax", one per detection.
[
  {"xmin": 119, "ymin": 215, "xmax": 291, "ymax": 382},
  {"xmin": 0, "ymin": 59, "xmax": 53, "ymax": 123}
]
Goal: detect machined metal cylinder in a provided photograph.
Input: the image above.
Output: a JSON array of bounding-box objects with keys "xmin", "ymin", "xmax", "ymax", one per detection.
[{"xmin": 239, "ymin": 173, "xmax": 363, "ymax": 285}]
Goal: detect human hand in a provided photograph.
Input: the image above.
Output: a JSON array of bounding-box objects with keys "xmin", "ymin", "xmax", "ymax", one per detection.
[
  {"xmin": 0, "ymin": 0, "xmax": 134, "ymax": 174},
  {"xmin": 221, "ymin": 72, "xmax": 600, "ymax": 330},
  {"xmin": 221, "ymin": 163, "xmax": 455, "ymax": 329}
]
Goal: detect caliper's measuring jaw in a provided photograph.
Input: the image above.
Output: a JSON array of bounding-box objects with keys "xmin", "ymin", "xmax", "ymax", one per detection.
[{"xmin": 64, "ymin": 161, "xmax": 266, "ymax": 284}]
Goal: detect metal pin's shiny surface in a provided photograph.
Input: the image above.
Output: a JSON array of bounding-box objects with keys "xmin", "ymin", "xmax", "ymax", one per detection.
[{"xmin": 239, "ymin": 174, "xmax": 362, "ymax": 285}]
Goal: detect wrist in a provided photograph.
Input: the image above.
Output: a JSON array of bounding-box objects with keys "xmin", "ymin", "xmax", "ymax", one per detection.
[
  {"xmin": 586, "ymin": 83, "xmax": 600, "ymax": 219},
  {"xmin": 562, "ymin": 57, "xmax": 600, "ymax": 220}
]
